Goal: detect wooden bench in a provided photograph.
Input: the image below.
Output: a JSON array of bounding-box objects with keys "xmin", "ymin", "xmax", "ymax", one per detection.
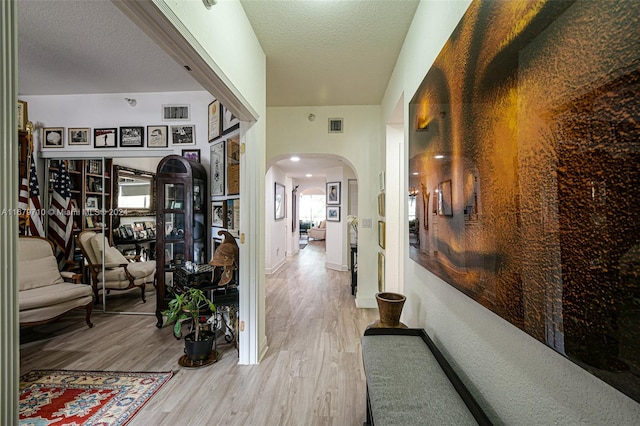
[{"xmin": 362, "ymin": 328, "xmax": 492, "ymax": 425}]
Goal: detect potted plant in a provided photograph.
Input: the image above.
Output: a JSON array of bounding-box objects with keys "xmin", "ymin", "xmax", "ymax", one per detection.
[{"xmin": 163, "ymin": 287, "xmax": 216, "ymax": 363}]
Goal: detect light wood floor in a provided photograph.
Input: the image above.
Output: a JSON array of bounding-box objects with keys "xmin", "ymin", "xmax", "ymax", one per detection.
[{"xmin": 20, "ymin": 240, "xmax": 378, "ymax": 425}]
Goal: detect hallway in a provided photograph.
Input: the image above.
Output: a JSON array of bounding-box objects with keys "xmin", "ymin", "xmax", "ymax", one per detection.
[{"xmin": 19, "ymin": 241, "xmax": 377, "ymax": 425}]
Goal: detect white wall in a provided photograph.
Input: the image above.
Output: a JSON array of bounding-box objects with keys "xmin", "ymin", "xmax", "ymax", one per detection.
[
  {"xmin": 265, "ymin": 165, "xmax": 287, "ymax": 273},
  {"xmin": 381, "ymin": 0, "xmax": 640, "ymax": 423},
  {"xmin": 160, "ymin": 0, "xmax": 267, "ymax": 364},
  {"xmin": 266, "ymin": 105, "xmax": 381, "ymax": 308}
]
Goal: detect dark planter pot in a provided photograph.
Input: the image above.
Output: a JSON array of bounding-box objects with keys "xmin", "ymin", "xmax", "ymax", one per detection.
[
  {"xmin": 184, "ymin": 330, "xmax": 215, "ymax": 362},
  {"xmin": 367, "ymin": 292, "xmax": 408, "ymax": 329}
]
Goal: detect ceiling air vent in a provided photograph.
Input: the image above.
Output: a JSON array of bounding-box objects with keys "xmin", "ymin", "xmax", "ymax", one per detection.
[{"xmin": 328, "ymin": 118, "xmax": 343, "ymax": 133}]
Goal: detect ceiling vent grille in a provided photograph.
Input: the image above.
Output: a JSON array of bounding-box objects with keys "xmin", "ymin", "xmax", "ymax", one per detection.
[{"xmin": 328, "ymin": 118, "xmax": 343, "ymax": 133}]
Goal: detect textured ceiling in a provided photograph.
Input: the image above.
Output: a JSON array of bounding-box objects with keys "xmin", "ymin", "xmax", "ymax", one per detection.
[
  {"xmin": 18, "ymin": 0, "xmax": 418, "ymax": 177},
  {"xmin": 240, "ymin": 0, "xmax": 419, "ymax": 106}
]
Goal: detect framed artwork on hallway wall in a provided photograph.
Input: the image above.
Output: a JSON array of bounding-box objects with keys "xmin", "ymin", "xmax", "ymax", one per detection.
[
  {"xmin": 327, "ymin": 206, "xmax": 340, "ymax": 222},
  {"xmin": 274, "ymin": 182, "xmax": 285, "ymax": 220},
  {"xmin": 208, "ymin": 99, "xmax": 221, "ymax": 141},
  {"xmin": 326, "ymin": 182, "xmax": 340, "ymax": 205},
  {"xmin": 210, "ymin": 140, "xmax": 225, "ymax": 196}
]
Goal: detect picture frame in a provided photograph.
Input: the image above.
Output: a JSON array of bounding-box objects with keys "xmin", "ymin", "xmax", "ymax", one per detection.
[
  {"xmin": 378, "ymin": 252, "xmax": 385, "ymax": 292},
  {"xmin": 147, "ymin": 125, "xmax": 168, "ymax": 148},
  {"xmin": 170, "ymin": 125, "xmax": 195, "ymax": 145},
  {"xmin": 226, "ymin": 134, "xmax": 240, "ymax": 195},
  {"xmin": 226, "ymin": 198, "xmax": 240, "ymax": 236},
  {"xmin": 210, "ymin": 140, "xmax": 225, "ymax": 196},
  {"xmin": 208, "ymin": 99, "xmax": 221, "ymax": 141},
  {"xmin": 326, "ymin": 181, "xmax": 341, "ymax": 205},
  {"xmin": 94, "ymin": 128, "xmax": 117, "ymax": 148},
  {"xmin": 378, "ymin": 220, "xmax": 386, "ymax": 249},
  {"xmin": 162, "ymin": 104, "xmax": 190, "ymax": 121},
  {"xmin": 274, "ymin": 182, "xmax": 285, "ymax": 220},
  {"xmin": 327, "ymin": 206, "xmax": 340, "ymax": 222},
  {"xmin": 86, "ymin": 197, "xmax": 98, "ymax": 210},
  {"xmin": 211, "ymin": 201, "xmax": 225, "ymax": 227},
  {"xmin": 222, "ymin": 104, "xmax": 240, "ymax": 133},
  {"xmin": 43, "ymin": 127, "xmax": 64, "ymax": 148},
  {"xmin": 438, "ymin": 180, "xmax": 453, "ymax": 217},
  {"xmin": 17, "ymin": 100, "xmax": 27, "ymax": 131},
  {"xmin": 119, "ymin": 126, "xmax": 144, "ymax": 147},
  {"xmin": 68, "ymin": 128, "xmax": 90, "ymax": 145},
  {"xmin": 378, "ymin": 193, "xmax": 385, "ymax": 217},
  {"xmin": 182, "ymin": 149, "xmax": 201, "ymax": 163}
]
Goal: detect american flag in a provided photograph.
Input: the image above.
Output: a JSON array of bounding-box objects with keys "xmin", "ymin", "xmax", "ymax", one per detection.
[
  {"xmin": 18, "ymin": 153, "xmax": 45, "ymax": 237},
  {"xmin": 48, "ymin": 161, "xmax": 74, "ymax": 264}
]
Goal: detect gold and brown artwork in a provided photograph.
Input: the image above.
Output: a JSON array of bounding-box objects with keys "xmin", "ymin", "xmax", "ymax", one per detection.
[{"xmin": 408, "ymin": 0, "xmax": 640, "ymax": 402}]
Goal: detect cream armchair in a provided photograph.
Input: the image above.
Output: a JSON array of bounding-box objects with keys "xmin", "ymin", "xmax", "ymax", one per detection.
[
  {"xmin": 308, "ymin": 220, "xmax": 326, "ymax": 240},
  {"xmin": 78, "ymin": 230, "xmax": 156, "ymax": 303},
  {"xmin": 18, "ymin": 236, "xmax": 94, "ymax": 327}
]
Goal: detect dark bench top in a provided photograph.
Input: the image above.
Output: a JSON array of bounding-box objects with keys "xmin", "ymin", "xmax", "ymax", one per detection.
[{"xmin": 362, "ymin": 328, "xmax": 491, "ymax": 425}]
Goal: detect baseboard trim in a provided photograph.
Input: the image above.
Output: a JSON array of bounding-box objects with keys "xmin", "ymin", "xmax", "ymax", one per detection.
[{"xmin": 325, "ymin": 262, "xmax": 348, "ymax": 271}]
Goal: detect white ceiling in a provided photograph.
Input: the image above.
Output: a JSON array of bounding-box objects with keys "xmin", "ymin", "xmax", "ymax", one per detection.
[{"xmin": 17, "ymin": 0, "xmax": 418, "ymax": 177}]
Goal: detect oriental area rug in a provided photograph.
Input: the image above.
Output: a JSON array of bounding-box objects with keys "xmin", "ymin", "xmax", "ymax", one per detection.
[{"xmin": 19, "ymin": 370, "xmax": 173, "ymax": 426}]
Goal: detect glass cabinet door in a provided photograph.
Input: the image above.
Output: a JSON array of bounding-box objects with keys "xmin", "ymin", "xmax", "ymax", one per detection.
[{"xmin": 164, "ymin": 183, "xmax": 184, "ymax": 210}]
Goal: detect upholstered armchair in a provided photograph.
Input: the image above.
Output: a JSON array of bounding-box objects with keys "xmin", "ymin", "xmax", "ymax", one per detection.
[
  {"xmin": 308, "ymin": 220, "xmax": 326, "ymax": 240},
  {"xmin": 78, "ymin": 230, "xmax": 156, "ymax": 303},
  {"xmin": 18, "ymin": 236, "xmax": 94, "ymax": 327}
]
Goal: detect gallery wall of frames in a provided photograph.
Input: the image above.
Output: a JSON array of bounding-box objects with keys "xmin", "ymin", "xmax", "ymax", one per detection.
[{"xmin": 408, "ymin": 0, "xmax": 640, "ymax": 402}]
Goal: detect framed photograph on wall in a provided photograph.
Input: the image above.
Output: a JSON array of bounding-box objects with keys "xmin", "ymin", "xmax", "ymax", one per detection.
[
  {"xmin": 226, "ymin": 134, "xmax": 240, "ymax": 195},
  {"xmin": 162, "ymin": 104, "xmax": 190, "ymax": 121},
  {"xmin": 326, "ymin": 182, "xmax": 340, "ymax": 205},
  {"xmin": 68, "ymin": 128, "xmax": 90, "ymax": 145},
  {"xmin": 378, "ymin": 220, "xmax": 386, "ymax": 249},
  {"xmin": 170, "ymin": 125, "xmax": 195, "ymax": 145},
  {"xmin": 327, "ymin": 206, "xmax": 340, "ymax": 222},
  {"xmin": 94, "ymin": 128, "xmax": 117, "ymax": 148},
  {"xmin": 210, "ymin": 140, "xmax": 225, "ymax": 196},
  {"xmin": 43, "ymin": 127, "xmax": 64, "ymax": 148},
  {"xmin": 208, "ymin": 99, "xmax": 221, "ymax": 141},
  {"xmin": 274, "ymin": 182, "xmax": 285, "ymax": 220},
  {"xmin": 378, "ymin": 252, "xmax": 385, "ymax": 292},
  {"xmin": 119, "ymin": 126, "xmax": 144, "ymax": 147},
  {"xmin": 211, "ymin": 201, "xmax": 225, "ymax": 227},
  {"xmin": 17, "ymin": 100, "xmax": 27, "ymax": 131},
  {"xmin": 222, "ymin": 104, "xmax": 240, "ymax": 133},
  {"xmin": 147, "ymin": 125, "xmax": 168, "ymax": 147},
  {"xmin": 182, "ymin": 149, "xmax": 201, "ymax": 163}
]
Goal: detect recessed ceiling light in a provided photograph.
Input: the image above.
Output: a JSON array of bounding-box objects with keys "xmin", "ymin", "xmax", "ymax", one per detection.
[
  {"xmin": 291, "ymin": 156, "xmax": 300, "ymax": 162},
  {"xmin": 434, "ymin": 154, "xmax": 444, "ymax": 159},
  {"xmin": 306, "ymin": 174, "xmax": 312, "ymax": 177}
]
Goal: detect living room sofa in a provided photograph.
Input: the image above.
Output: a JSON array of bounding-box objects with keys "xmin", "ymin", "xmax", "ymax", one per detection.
[
  {"xmin": 18, "ymin": 236, "xmax": 94, "ymax": 327},
  {"xmin": 308, "ymin": 220, "xmax": 326, "ymax": 240}
]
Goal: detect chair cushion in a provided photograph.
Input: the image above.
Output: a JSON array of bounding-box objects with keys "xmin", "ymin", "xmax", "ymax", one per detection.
[
  {"xmin": 19, "ymin": 253, "xmax": 64, "ymax": 291},
  {"xmin": 90, "ymin": 233, "xmax": 107, "ymax": 263},
  {"xmin": 319, "ymin": 220, "xmax": 326, "ymax": 229},
  {"xmin": 104, "ymin": 246, "xmax": 129, "ymax": 267},
  {"xmin": 98, "ymin": 261, "xmax": 156, "ymax": 283},
  {"xmin": 20, "ymin": 282, "xmax": 93, "ymax": 310}
]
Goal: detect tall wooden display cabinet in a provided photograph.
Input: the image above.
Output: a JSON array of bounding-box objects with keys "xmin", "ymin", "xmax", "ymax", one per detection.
[{"xmin": 155, "ymin": 155, "xmax": 207, "ymax": 327}]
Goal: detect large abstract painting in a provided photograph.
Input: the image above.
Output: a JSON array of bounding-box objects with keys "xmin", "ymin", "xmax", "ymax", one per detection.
[{"xmin": 409, "ymin": 0, "xmax": 640, "ymax": 402}]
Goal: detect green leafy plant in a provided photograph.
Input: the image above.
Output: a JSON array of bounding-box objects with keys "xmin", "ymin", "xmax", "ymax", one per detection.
[{"xmin": 163, "ymin": 287, "xmax": 215, "ymax": 341}]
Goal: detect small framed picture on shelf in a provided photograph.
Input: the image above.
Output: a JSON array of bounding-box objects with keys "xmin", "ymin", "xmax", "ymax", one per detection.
[
  {"xmin": 147, "ymin": 125, "xmax": 168, "ymax": 148},
  {"xmin": 85, "ymin": 197, "xmax": 98, "ymax": 210},
  {"xmin": 182, "ymin": 149, "xmax": 201, "ymax": 163},
  {"xmin": 94, "ymin": 128, "xmax": 117, "ymax": 148},
  {"xmin": 68, "ymin": 128, "xmax": 90, "ymax": 145},
  {"xmin": 170, "ymin": 125, "xmax": 195, "ymax": 145},
  {"xmin": 43, "ymin": 128, "xmax": 64, "ymax": 148},
  {"xmin": 119, "ymin": 126, "xmax": 144, "ymax": 147},
  {"xmin": 327, "ymin": 206, "xmax": 341, "ymax": 222},
  {"xmin": 86, "ymin": 216, "xmax": 94, "ymax": 228}
]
